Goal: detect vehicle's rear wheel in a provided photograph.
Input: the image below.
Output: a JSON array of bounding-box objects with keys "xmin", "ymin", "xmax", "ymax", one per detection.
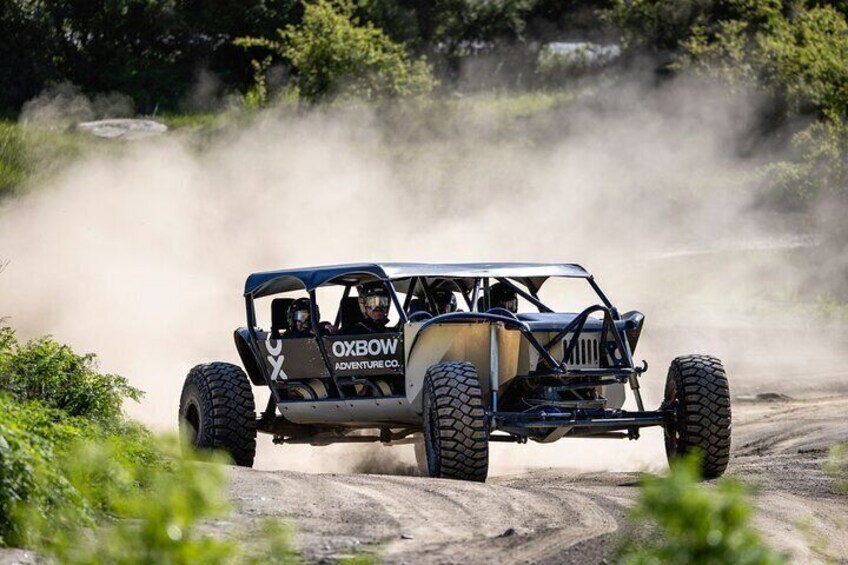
[
  {"xmin": 664, "ymin": 354, "xmax": 731, "ymax": 479},
  {"xmin": 179, "ymin": 362, "xmax": 256, "ymax": 467},
  {"xmin": 421, "ymin": 361, "xmax": 489, "ymax": 481}
]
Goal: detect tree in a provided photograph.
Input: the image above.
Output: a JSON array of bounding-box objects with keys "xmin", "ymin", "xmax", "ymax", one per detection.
[{"xmin": 236, "ymin": 0, "xmax": 436, "ymax": 103}]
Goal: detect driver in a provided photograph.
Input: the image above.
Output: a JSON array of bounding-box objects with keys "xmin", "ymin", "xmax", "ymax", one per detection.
[
  {"xmin": 345, "ymin": 281, "xmax": 393, "ymax": 334},
  {"xmin": 285, "ymin": 298, "xmax": 336, "ymax": 338},
  {"xmin": 432, "ymin": 288, "xmax": 458, "ymax": 315},
  {"xmin": 489, "ymin": 282, "xmax": 518, "ymax": 313}
]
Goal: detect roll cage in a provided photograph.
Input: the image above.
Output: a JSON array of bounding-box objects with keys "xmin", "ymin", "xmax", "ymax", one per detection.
[{"xmin": 239, "ymin": 263, "xmax": 654, "ymax": 440}]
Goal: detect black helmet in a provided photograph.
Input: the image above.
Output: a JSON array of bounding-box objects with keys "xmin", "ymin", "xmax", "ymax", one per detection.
[
  {"xmin": 287, "ymin": 297, "xmax": 316, "ymax": 331},
  {"xmin": 490, "ymin": 283, "xmax": 517, "ymax": 313},
  {"xmin": 357, "ymin": 281, "xmax": 391, "ymax": 318},
  {"xmin": 432, "ymin": 288, "xmax": 457, "ymax": 314}
]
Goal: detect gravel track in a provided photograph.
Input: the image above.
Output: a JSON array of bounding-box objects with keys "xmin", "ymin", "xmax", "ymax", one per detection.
[
  {"xmin": 2, "ymin": 387, "xmax": 844, "ymax": 565},
  {"xmin": 225, "ymin": 392, "xmax": 848, "ymax": 564}
]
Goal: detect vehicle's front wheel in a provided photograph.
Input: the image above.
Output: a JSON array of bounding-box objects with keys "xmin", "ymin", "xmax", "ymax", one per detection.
[
  {"xmin": 179, "ymin": 362, "xmax": 257, "ymax": 467},
  {"xmin": 421, "ymin": 361, "xmax": 489, "ymax": 482},
  {"xmin": 664, "ymin": 354, "xmax": 731, "ymax": 479}
]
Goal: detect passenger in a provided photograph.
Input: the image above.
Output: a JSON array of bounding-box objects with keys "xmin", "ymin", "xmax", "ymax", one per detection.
[
  {"xmin": 285, "ymin": 298, "xmax": 336, "ymax": 338},
  {"xmin": 344, "ymin": 282, "xmax": 393, "ymax": 334},
  {"xmin": 489, "ymin": 282, "xmax": 518, "ymax": 313},
  {"xmin": 432, "ymin": 288, "xmax": 457, "ymax": 315}
]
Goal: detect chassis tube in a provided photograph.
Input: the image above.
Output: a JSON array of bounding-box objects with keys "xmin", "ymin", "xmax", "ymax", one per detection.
[
  {"xmin": 244, "ymin": 296, "xmax": 284, "ymax": 406},
  {"xmin": 489, "ymin": 323, "xmax": 499, "ymax": 424}
]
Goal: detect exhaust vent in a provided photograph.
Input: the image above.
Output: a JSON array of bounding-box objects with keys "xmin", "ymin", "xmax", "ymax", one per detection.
[{"xmin": 566, "ymin": 336, "xmax": 600, "ymax": 366}]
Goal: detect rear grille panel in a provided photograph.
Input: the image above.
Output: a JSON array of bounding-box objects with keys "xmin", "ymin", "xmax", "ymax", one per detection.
[{"xmin": 564, "ymin": 335, "xmax": 600, "ymax": 367}]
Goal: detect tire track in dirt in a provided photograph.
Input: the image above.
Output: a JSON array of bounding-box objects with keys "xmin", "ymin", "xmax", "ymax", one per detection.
[
  {"xmin": 228, "ymin": 467, "xmax": 621, "ymax": 563},
  {"xmin": 225, "ymin": 394, "xmax": 848, "ymax": 564}
]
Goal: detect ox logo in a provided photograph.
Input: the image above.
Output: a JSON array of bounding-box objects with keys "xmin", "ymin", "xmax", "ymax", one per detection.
[
  {"xmin": 331, "ymin": 338, "xmax": 399, "ymax": 358},
  {"xmin": 265, "ymin": 339, "xmax": 288, "ymax": 381}
]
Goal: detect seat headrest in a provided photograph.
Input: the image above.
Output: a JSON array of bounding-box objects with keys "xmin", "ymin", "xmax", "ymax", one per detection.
[
  {"xmin": 476, "ymin": 296, "xmax": 487, "ymax": 312},
  {"xmin": 271, "ymin": 298, "xmax": 295, "ymax": 338},
  {"xmin": 408, "ymin": 298, "xmax": 428, "ymax": 314},
  {"xmin": 340, "ymin": 296, "xmax": 366, "ymax": 328}
]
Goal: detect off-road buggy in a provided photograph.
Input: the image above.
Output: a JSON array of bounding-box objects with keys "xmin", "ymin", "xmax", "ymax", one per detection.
[{"xmin": 179, "ymin": 263, "xmax": 731, "ymax": 482}]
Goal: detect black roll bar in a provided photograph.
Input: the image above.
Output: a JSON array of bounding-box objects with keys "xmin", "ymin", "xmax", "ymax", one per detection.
[
  {"xmin": 402, "ymin": 277, "xmax": 419, "ymax": 312},
  {"xmin": 494, "ymin": 277, "xmax": 553, "ymax": 313},
  {"xmin": 310, "ymin": 289, "xmax": 345, "ymax": 399}
]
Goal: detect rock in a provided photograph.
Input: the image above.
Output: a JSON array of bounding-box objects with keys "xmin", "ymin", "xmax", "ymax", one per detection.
[{"xmin": 77, "ymin": 118, "xmax": 167, "ymax": 140}]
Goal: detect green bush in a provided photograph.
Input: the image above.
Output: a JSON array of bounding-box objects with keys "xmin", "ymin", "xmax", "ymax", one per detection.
[
  {"xmin": 30, "ymin": 435, "xmax": 303, "ymax": 564},
  {"xmin": 619, "ymin": 455, "xmax": 785, "ymax": 565},
  {"xmin": 764, "ymin": 115, "xmax": 848, "ymax": 211},
  {"xmin": 38, "ymin": 438, "xmax": 237, "ymax": 565},
  {"xmin": 0, "ymin": 325, "xmax": 142, "ymax": 428},
  {"xmin": 236, "ymin": 0, "xmax": 436, "ymax": 104},
  {"xmin": 678, "ymin": 2, "xmax": 848, "ymax": 122},
  {"xmin": 0, "ymin": 120, "xmax": 93, "ymax": 197},
  {"xmin": 0, "ymin": 395, "xmax": 88, "ymax": 547},
  {"xmin": 0, "ymin": 322, "xmax": 303, "ymax": 562},
  {"xmin": 0, "ymin": 121, "xmax": 27, "ymax": 197},
  {"xmin": 0, "ymin": 324, "xmax": 149, "ymax": 546}
]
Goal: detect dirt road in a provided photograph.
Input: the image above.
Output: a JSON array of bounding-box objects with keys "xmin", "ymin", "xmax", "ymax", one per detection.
[{"xmin": 228, "ymin": 391, "xmax": 848, "ymax": 564}]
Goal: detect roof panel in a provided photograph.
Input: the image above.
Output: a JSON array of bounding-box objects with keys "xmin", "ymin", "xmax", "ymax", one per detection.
[{"xmin": 244, "ymin": 262, "xmax": 590, "ymax": 297}]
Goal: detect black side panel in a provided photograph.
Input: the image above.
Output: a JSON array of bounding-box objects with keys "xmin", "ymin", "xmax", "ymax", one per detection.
[
  {"xmin": 234, "ymin": 328, "xmax": 267, "ymax": 386},
  {"xmin": 622, "ymin": 311, "xmax": 645, "ymax": 353},
  {"xmin": 259, "ymin": 338, "xmax": 331, "ymax": 380},
  {"xmin": 322, "ymin": 333, "xmax": 404, "ymax": 377}
]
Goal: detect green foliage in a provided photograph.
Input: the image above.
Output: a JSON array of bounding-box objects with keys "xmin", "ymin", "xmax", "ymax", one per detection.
[
  {"xmin": 0, "ymin": 119, "xmax": 93, "ymax": 197},
  {"xmin": 31, "ymin": 436, "xmax": 304, "ymax": 564},
  {"xmin": 237, "ymin": 0, "xmax": 436, "ymax": 104},
  {"xmin": 619, "ymin": 455, "xmax": 785, "ymax": 565},
  {"xmin": 825, "ymin": 443, "xmax": 848, "ymax": 493},
  {"xmin": 535, "ymin": 43, "xmax": 619, "ymax": 87},
  {"xmin": 0, "ymin": 122, "xmax": 27, "ymax": 197},
  {"xmin": 430, "ymin": 0, "xmax": 534, "ymax": 56},
  {"xmin": 355, "ymin": 0, "xmax": 421, "ymax": 46},
  {"xmin": 536, "ymin": 44, "xmax": 593, "ymax": 86},
  {"xmin": 766, "ymin": 116, "xmax": 848, "ymax": 208},
  {"xmin": 244, "ymin": 57, "xmax": 274, "ymax": 110},
  {"xmin": 607, "ymin": 0, "xmax": 848, "ymax": 215},
  {"xmin": 0, "ymin": 322, "xmax": 302, "ymax": 562},
  {"xmin": 0, "ymin": 323, "xmax": 150, "ymax": 546},
  {"xmin": 0, "ymin": 395, "xmax": 87, "ymax": 547},
  {"xmin": 1, "ymin": 399, "xmax": 301, "ymax": 563},
  {"xmin": 39, "ymin": 438, "xmax": 238, "ymax": 565},
  {"xmin": 603, "ymin": 0, "xmax": 783, "ymax": 54},
  {"xmin": 678, "ymin": 2, "xmax": 848, "ymax": 121},
  {"xmin": 0, "ymin": 0, "xmax": 302, "ymax": 113},
  {"xmin": 0, "ymin": 326, "xmax": 142, "ymax": 427}
]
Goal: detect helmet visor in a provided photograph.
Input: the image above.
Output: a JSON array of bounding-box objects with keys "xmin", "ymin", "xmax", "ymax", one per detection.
[
  {"xmin": 293, "ymin": 309, "xmax": 311, "ymax": 324},
  {"xmin": 363, "ymin": 294, "xmax": 390, "ymax": 312}
]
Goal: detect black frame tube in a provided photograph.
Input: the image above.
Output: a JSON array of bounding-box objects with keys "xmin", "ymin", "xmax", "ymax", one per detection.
[
  {"xmin": 494, "ymin": 277, "xmax": 553, "ymax": 313},
  {"xmin": 333, "ymin": 284, "xmax": 352, "ymax": 327},
  {"xmin": 470, "ymin": 278, "xmax": 482, "ymax": 311},
  {"xmin": 386, "ymin": 279, "xmax": 408, "ymax": 324},
  {"xmin": 588, "ymin": 276, "xmax": 617, "ymax": 316},
  {"xmin": 309, "ymin": 289, "xmax": 345, "ymax": 399},
  {"xmin": 402, "ymin": 277, "xmax": 419, "ymax": 312},
  {"xmin": 244, "ymin": 295, "xmax": 285, "ymax": 405}
]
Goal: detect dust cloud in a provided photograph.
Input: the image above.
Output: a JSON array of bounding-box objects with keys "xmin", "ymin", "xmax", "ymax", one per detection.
[{"xmin": 1, "ymin": 73, "xmax": 844, "ymax": 475}]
